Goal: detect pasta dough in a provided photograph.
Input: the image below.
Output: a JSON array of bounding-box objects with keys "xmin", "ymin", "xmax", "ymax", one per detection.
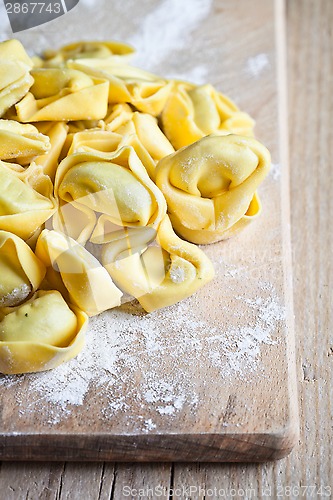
[
  {"xmin": 0, "ymin": 290, "xmax": 88, "ymax": 374},
  {"xmin": 155, "ymin": 134, "xmax": 271, "ymax": 244},
  {"xmin": 35, "ymin": 229, "xmax": 122, "ymax": 317},
  {"xmin": 102, "ymin": 215, "xmax": 215, "ymax": 312},
  {"xmin": 161, "ymin": 82, "xmax": 255, "ymax": 149},
  {"xmin": 0, "ymin": 230, "xmax": 45, "ymax": 307}
]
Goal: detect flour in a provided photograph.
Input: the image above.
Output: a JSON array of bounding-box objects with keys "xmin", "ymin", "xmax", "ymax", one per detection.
[
  {"xmin": 129, "ymin": 0, "xmax": 213, "ymax": 76},
  {"xmin": 246, "ymin": 53, "xmax": 270, "ymax": 78},
  {"xmin": 270, "ymin": 162, "xmax": 281, "ymax": 181}
]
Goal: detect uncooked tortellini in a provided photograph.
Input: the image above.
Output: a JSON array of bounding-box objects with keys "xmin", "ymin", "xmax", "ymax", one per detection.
[
  {"xmin": 0, "ymin": 39, "xmax": 34, "ymax": 117},
  {"xmin": 0, "ymin": 230, "xmax": 45, "ymax": 307},
  {"xmin": 102, "ymin": 216, "xmax": 215, "ymax": 312},
  {"xmin": 15, "ymin": 68, "xmax": 109, "ymax": 122},
  {"xmin": 35, "ymin": 229, "xmax": 122, "ymax": 316},
  {"xmin": 55, "ymin": 147, "xmax": 167, "ymax": 244},
  {"xmin": 155, "ymin": 135, "xmax": 271, "ymax": 244},
  {"xmin": 40, "ymin": 40, "xmax": 135, "ymax": 67},
  {"xmin": 161, "ymin": 83, "xmax": 255, "ymax": 150},
  {"xmin": 105, "ymin": 104, "xmax": 174, "ymax": 179},
  {"xmin": 0, "ymin": 160, "xmax": 57, "ymax": 240},
  {"xmin": 0, "ymin": 37, "xmax": 271, "ymax": 376},
  {"xmin": 0, "ymin": 120, "xmax": 50, "ymax": 165},
  {"xmin": 68, "ymin": 60, "xmax": 173, "ymax": 116},
  {"xmin": 0, "ymin": 290, "xmax": 88, "ymax": 375}
]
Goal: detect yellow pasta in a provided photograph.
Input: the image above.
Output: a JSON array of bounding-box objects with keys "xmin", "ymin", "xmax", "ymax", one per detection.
[
  {"xmin": 35, "ymin": 229, "xmax": 122, "ymax": 317},
  {"xmin": 68, "ymin": 60, "xmax": 173, "ymax": 115},
  {"xmin": 0, "ymin": 37, "xmax": 272, "ymax": 375},
  {"xmin": 105, "ymin": 105, "xmax": 174, "ymax": 179},
  {"xmin": 55, "ymin": 147, "xmax": 167, "ymax": 244},
  {"xmin": 102, "ymin": 215, "xmax": 215, "ymax": 312},
  {"xmin": 0, "ymin": 39, "xmax": 34, "ymax": 118},
  {"xmin": 0, "ymin": 160, "xmax": 57, "ymax": 240},
  {"xmin": 0, "ymin": 230, "xmax": 45, "ymax": 307},
  {"xmin": 0, "ymin": 119, "xmax": 50, "ymax": 165},
  {"xmin": 0, "ymin": 290, "xmax": 88, "ymax": 375},
  {"xmin": 41, "ymin": 40, "xmax": 135, "ymax": 67},
  {"xmin": 155, "ymin": 134, "xmax": 271, "ymax": 244},
  {"xmin": 15, "ymin": 68, "xmax": 109, "ymax": 122},
  {"xmin": 161, "ymin": 82, "xmax": 255, "ymax": 149}
]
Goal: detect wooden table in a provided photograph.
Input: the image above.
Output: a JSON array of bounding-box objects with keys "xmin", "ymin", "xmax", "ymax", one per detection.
[{"xmin": 0, "ymin": 0, "xmax": 332, "ymax": 497}]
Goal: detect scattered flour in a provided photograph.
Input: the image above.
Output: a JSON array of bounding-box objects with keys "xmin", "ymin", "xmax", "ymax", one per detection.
[
  {"xmin": 246, "ymin": 53, "xmax": 270, "ymax": 78},
  {"xmin": 129, "ymin": 0, "xmax": 214, "ymax": 69},
  {"xmin": 270, "ymin": 162, "xmax": 281, "ymax": 181}
]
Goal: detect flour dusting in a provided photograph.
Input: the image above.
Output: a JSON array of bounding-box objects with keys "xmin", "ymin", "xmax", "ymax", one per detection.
[
  {"xmin": 246, "ymin": 53, "xmax": 270, "ymax": 78},
  {"xmin": 270, "ymin": 162, "xmax": 281, "ymax": 181},
  {"xmin": 129, "ymin": 0, "xmax": 213, "ymax": 70},
  {"xmin": 0, "ymin": 256, "xmax": 286, "ymax": 429}
]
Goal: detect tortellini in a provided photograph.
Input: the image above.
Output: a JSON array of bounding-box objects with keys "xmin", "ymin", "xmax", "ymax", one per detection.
[
  {"xmin": 102, "ymin": 216, "xmax": 214, "ymax": 312},
  {"xmin": 0, "ymin": 120, "xmax": 50, "ymax": 165},
  {"xmin": 161, "ymin": 82, "xmax": 255, "ymax": 149},
  {"xmin": 0, "ymin": 290, "xmax": 88, "ymax": 375},
  {"xmin": 0, "ymin": 230, "xmax": 45, "ymax": 307},
  {"xmin": 0, "ymin": 38, "xmax": 271, "ymax": 375},
  {"xmin": 40, "ymin": 40, "xmax": 135, "ymax": 67},
  {"xmin": 35, "ymin": 229, "xmax": 122, "ymax": 317},
  {"xmin": 105, "ymin": 104, "xmax": 174, "ymax": 179},
  {"xmin": 155, "ymin": 135, "xmax": 271, "ymax": 244},
  {"xmin": 55, "ymin": 147, "xmax": 167, "ymax": 244},
  {"xmin": 0, "ymin": 160, "xmax": 57, "ymax": 240},
  {"xmin": 68, "ymin": 60, "xmax": 173, "ymax": 116},
  {"xmin": 15, "ymin": 68, "xmax": 109, "ymax": 122},
  {"xmin": 0, "ymin": 39, "xmax": 34, "ymax": 117}
]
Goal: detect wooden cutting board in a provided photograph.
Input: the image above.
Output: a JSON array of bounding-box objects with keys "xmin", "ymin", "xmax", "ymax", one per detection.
[{"xmin": 0, "ymin": 0, "xmax": 298, "ymax": 461}]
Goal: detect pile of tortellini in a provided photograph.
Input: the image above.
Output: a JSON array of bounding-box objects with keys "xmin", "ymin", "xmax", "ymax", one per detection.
[{"xmin": 0, "ymin": 39, "xmax": 271, "ymax": 375}]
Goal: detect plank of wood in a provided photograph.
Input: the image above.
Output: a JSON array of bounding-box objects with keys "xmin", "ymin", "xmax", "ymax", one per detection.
[
  {"xmin": 0, "ymin": 0, "xmax": 297, "ymax": 462},
  {"xmin": 0, "ymin": 0, "xmax": 332, "ymax": 496}
]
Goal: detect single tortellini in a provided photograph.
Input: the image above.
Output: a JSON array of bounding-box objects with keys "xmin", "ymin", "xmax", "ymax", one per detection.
[
  {"xmin": 15, "ymin": 68, "xmax": 109, "ymax": 122},
  {"xmin": 68, "ymin": 60, "xmax": 173, "ymax": 116},
  {"xmin": 0, "ymin": 230, "xmax": 45, "ymax": 307},
  {"xmin": 102, "ymin": 215, "xmax": 215, "ymax": 312},
  {"xmin": 55, "ymin": 147, "xmax": 167, "ymax": 244},
  {"xmin": 0, "ymin": 160, "xmax": 57, "ymax": 241},
  {"xmin": 155, "ymin": 135, "xmax": 271, "ymax": 244},
  {"xmin": 0, "ymin": 39, "xmax": 34, "ymax": 117},
  {"xmin": 41, "ymin": 40, "xmax": 135, "ymax": 67},
  {"xmin": 35, "ymin": 229, "xmax": 122, "ymax": 317},
  {"xmin": 0, "ymin": 290, "xmax": 88, "ymax": 375},
  {"xmin": 161, "ymin": 82, "xmax": 255, "ymax": 149},
  {"xmin": 0, "ymin": 120, "xmax": 50, "ymax": 165},
  {"xmin": 105, "ymin": 104, "xmax": 174, "ymax": 179}
]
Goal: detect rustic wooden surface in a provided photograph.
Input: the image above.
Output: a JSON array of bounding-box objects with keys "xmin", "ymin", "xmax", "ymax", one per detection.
[
  {"xmin": 0, "ymin": 0, "xmax": 332, "ymax": 496},
  {"xmin": 0, "ymin": 0, "xmax": 297, "ymax": 463}
]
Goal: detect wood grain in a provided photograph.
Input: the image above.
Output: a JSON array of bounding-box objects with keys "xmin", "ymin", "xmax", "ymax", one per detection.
[
  {"xmin": 0, "ymin": 0, "xmax": 332, "ymax": 496},
  {"xmin": 0, "ymin": 0, "xmax": 297, "ymax": 463}
]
